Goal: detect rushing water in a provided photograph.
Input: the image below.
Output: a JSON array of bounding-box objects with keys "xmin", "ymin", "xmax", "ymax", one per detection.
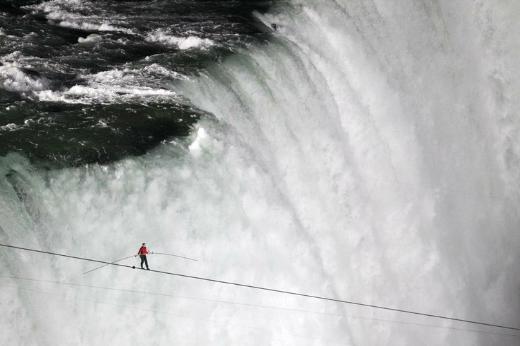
[
  {"xmin": 0, "ymin": 0, "xmax": 271, "ymax": 165},
  {"xmin": 1, "ymin": 0, "xmax": 520, "ymax": 345}
]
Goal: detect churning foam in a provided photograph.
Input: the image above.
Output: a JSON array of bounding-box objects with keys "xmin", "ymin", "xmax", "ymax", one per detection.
[
  {"xmin": 36, "ymin": 68, "xmax": 179, "ymax": 104},
  {"xmin": 0, "ymin": 62, "xmax": 48, "ymax": 94},
  {"xmin": 26, "ymin": 0, "xmax": 134, "ymax": 34},
  {"xmin": 146, "ymin": 29, "xmax": 215, "ymax": 50}
]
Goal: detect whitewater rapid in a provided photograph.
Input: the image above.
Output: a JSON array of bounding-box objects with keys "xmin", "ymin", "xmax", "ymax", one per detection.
[{"xmin": 2, "ymin": 0, "xmax": 520, "ymax": 345}]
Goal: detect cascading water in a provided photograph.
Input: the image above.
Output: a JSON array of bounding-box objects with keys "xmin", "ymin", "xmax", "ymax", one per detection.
[{"xmin": 1, "ymin": 0, "xmax": 520, "ymax": 345}]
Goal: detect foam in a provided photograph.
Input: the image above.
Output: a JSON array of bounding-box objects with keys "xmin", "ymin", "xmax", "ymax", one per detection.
[
  {"xmin": 0, "ymin": 123, "xmax": 20, "ymax": 132},
  {"xmin": 77, "ymin": 34, "xmax": 103, "ymax": 44},
  {"xmin": 28, "ymin": 0, "xmax": 134, "ymax": 34},
  {"xmin": 143, "ymin": 64, "xmax": 188, "ymax": 80},
  {"xmin": 36, "ymin": 85, "xmax": 176, "ymax": 104},
  {"xmin": 146, "ymin": 29, "xmax": 215, "ymax": 50},
  {"xmin": 56, "ymin": 20, "xmax": 133, "ymax": 34},
  {"xmin": 0, "ymin": 62, "xmax": 48, "ymax": 93},
  {"xmin": 35, "ymin": 67, "xmax": 179, "ymax": 104}
]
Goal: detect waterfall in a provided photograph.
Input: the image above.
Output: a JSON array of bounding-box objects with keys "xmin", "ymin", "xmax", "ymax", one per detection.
[{"xmin": 1, "ymin": 0, "xmax": 519, "ymax": 344}]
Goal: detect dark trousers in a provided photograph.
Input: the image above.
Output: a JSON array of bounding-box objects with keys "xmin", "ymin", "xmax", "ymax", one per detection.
[{"xmin": 140, "ymin": 255, "xmax": 149, "ymax": 269}]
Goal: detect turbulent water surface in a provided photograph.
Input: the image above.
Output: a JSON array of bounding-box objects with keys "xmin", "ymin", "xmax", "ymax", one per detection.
[
  {"xmin": 0, "ymin": 0, "xmax": 271, "ymax": 165},
  {"xmin": 1, "ymin": 0, "xmax": 520, "ymax": 345}
]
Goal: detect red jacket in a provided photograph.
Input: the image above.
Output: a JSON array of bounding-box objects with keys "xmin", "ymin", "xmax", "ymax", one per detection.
[{"xmin": 138, "ymin": 246, "xmax": 149, "ymax": 255}]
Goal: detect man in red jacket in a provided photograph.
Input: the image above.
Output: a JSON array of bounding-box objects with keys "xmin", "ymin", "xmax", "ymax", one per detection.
[{"xmin": 137, "ymin": 243, "xmax": 150, "ymax": 270}]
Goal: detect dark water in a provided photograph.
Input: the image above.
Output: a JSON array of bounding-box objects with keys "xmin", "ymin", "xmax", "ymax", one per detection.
[{"xmin": 0, "ymin": 0, "xmax": 273, "ymax": 166}]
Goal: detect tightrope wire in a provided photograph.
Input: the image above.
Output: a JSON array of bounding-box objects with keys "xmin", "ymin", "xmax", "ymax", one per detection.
[
  {"xmin": 83, "ymin": 255, "xmax": 136, "ymax": 274},
  {"xmin": 1, "ymin": 242, "xmax": 519, "ymax": 332}
]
